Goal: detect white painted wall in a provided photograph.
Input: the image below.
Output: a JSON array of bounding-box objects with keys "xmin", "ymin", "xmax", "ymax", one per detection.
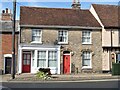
[{"xmin": 90, "ymin": 5, "xmax": 119, "ymax": 47}]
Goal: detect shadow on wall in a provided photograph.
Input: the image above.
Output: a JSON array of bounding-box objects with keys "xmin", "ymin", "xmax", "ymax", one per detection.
[
  {"xmin": 71, "ymin": 62, "xmax": 76, "ymax": 74},
  {"xmin": 60, "ymin": 63, "xmax": 63, "ymax": 74},
  {"xmin": 0, "ymin": 69, "xmax": 3, "ymax": 75}
]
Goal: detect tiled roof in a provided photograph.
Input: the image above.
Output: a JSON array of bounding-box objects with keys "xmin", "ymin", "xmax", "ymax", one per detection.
[
  {"xmin": 92, "ymin": 4, "xmax": 119, "ymax": 28},
  {"xmin": 20, "ymin": 6, "xmax": 101, "ymax": 28}
]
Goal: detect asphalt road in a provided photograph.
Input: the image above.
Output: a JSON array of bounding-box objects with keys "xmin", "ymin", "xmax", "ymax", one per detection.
[{"xmin": 2, "ymin": 80, "xmax": 120, "ymax": 89}]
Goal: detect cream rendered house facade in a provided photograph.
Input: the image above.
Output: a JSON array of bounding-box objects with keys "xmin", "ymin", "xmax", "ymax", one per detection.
[{"xmin": 90, "ymin": 4, "xmax": 120, "ymax": 72}]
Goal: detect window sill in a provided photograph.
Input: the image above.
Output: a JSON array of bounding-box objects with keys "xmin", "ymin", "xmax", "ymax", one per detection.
[
  {"xmin": 82, "ymin": 43, "xmax": 92, "ymax": 45},
  {"xmin": 57, "ymin": 42, "xmax": 68, "ymax": 45},
  {"xmin": 82, "ymin": 66, "xmax": 92, "ymax": 69},
  {"xmin": 31, "ymin": 41, "xmax": 42, "ymax": 44}
]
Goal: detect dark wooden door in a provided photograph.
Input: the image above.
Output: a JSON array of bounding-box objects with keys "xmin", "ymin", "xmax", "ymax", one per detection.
[
  {"xmin": 5, "ymin": 57, "xmax": 12, "ymax": 74},
  {"xmin": 22, "ymin": 53, "xmax": 31, "ymax": 73}
]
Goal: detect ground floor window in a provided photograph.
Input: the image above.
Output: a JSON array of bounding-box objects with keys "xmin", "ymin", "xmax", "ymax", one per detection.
[
  {"xmin": 82, "ymin": 51, "xmax": 91, "ymax": 68},
  {"xmin": 48, "ymin": 51, "xmax": 57, "ymax": 67},
  {"xmin": 116, "ymin": 53, "xmax": 120, "ymax": 63},
  {"xmin": 37, "ymin": 51, "xmax": 46, "ymax": 67},
  {"xmin": 36, "ymin": 50, "xmax": 57, "ymax": 68}
]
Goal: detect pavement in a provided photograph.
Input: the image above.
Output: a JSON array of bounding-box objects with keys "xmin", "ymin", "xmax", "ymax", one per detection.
[{"xmin": 1, "ymin": 73, "xmax": 120, "ymax": 82}]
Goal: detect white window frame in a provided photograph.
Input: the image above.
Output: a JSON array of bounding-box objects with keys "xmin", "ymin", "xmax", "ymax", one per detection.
[
  {"xmin": 37, "ymin": 51, "xmax": 47, "ymax": 68},
  {"xmin": 31, "ymin": 29, "xmax": 42, "ymax": 43},
  {"xmin": 58, "ymin": 30, "xmax": 68, "ymax": 44},
  {"xmin": 36, "ymin": 50, "xmax": 58, "ymax": 68},
  {"xmin": 82, "ymin": 30, "xmax": 92, "ymax": 44},
  {"xmin": 48, "ymin": 51, "xmax": 57, "ymax": 68},
  {"xmin": 82, "ymin": 51, "xmax": 92, "ymax": 69}
]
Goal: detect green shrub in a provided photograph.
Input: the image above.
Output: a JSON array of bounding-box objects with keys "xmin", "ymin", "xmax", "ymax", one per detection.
[{"xmin": 36, "ymin": 71, "xmax": 51, "ymax": 80}]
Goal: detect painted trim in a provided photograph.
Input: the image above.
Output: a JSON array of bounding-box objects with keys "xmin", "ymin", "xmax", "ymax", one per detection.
[
  {"xmin": 18, "ymin": 45, "xmax": 61, "ymax": 74},
  {"xmin": 31, "ymin": 29, "xmax": 42, "ymax": 44},
  {"xmin": 82, "ymin": 30, "xmax": 92, "ymax": 44},
  {"xmin": 4, "ymin": 54, "xmax": 12, "ymax": 74},
  {"xmin": 58, "ymin": 30, "xmax": 68, "ymax": 44},
  {"xmin": 81, "ymin": 52, "xmax": 92, "ymax": 69},
  {"xmin": 20, "ymin": 25, "xmax": 102, "ymax": 30},
  {"xmin": 90, "ymin": 5, "xmax": 104, "ymax": 28}
]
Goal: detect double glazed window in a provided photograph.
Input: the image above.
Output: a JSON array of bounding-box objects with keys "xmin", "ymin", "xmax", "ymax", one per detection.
[
  {"xmin": 58, "ymin": 30, "xmax": 68, "ymax": 44},
  {"xmin": 32, "ymin": 29, "xmax": 42, "ymax": 43},
  {"xmin": 37, "ymin": 51, "xmax": 57, "ymax": 68},
  {"xmin": 82, "ymin": 30, "xmax": 91, "ymax": 44},
  {"xmin": 82, "ymin": 51, "xmax": 91, "ymax": 68}
]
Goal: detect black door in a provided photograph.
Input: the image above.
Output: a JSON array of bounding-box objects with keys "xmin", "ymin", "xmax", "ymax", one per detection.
[{"xmin": 5, "ymin": 57, "xmax": 12, "ymax": 74}]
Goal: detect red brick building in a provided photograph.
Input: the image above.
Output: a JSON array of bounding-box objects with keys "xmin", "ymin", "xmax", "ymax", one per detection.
[{"xmin": 0, "ymin": 8, "xmax": 19, "ymax": 74}]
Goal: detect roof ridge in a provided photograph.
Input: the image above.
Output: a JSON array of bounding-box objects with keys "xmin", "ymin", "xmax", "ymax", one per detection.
[
  {"xmin": 92, "ymin": 4, "xmax": 118, "ymax": 7},
  {"xmin": 20, "ymin": 6, "xmax": 77, "ymax": 10}
]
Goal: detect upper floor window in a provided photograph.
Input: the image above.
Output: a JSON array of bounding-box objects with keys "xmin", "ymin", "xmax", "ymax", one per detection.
[
  {"xmin": 82, "ymin": 51, "xmax": 92, "ymax": 68},
  {"xmin": 32, "ymin": 29, "xmax": 42, "ymax": 43},
  {"xmin": 58, "ymin": 30, "xmax": 68, "ymax": 44},
  {"xmin": 82, "ymin": 30, "xmax": 91, "ymax": 44}
]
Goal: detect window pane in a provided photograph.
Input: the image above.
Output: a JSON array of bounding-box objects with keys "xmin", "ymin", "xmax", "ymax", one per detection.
[
  {"xmin": 117, "ymin": 54, "xmax": 120, "ymax": 61},
  {"xmin": 48, "ymin": 51, "xmax": 57, "ymax": 67},
  {"xmin": 32, "ymin": 29, "xmax": 41, "ymax": 42},
  {"xmin": 116, "ymin": 54, "xmax": 120, "ymax": 63},
  {"xmin": 58, "ymin": 31, "xmax": 67, "ymax": 43},
  {"xmin": 23, "ymin": 60, "xmax": 27, "ymax": 65},
  {"xmin": 27, "ymin": 60, "xmax": 30, "ymax": 65},
  {"xmin": 82, "ymin": 52, "xmax": 91, "ymax": 67},
  {"xmin": 83, "ymin": 60, "xmax": 90, "ymax": 66},
  {"xmin": 37, "ymin": 51, "xmax": 46, "ymax": 67},
  {"xmin": 82, "ymin": 31, "xmax": 91, "ymax": 43}
]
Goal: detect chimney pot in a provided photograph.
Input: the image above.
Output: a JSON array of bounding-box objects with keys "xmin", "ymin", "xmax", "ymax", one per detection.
[
  {"xmin": 2, "ymin": 10, "xmax": 5, "ymax": 13},
  {"xmin": 6, "ymin": 8, "xmax": 8, "ymax": 13}
]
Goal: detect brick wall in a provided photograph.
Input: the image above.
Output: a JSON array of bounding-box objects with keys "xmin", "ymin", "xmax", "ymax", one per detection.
[{"xmin": 0, "ymin": 33, "xmax": 18, "ymax": 71}]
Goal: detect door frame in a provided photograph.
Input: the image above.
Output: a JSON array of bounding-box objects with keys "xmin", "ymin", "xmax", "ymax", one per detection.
[
  {"xmin": 4, "ymin": 54, "xmax": 12, "ymax": 74},
  {"xmin": 22, "ymin": 51, "xmax": 31, "ymax": 73},
  {"xmin": 63, "ymin": 53, "xmax": 71, "ymax": 74}
]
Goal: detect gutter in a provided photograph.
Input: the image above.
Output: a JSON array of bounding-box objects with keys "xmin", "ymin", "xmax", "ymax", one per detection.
[{"xmin": 20, "ymin": 25, "xmax": 102, "ymax": 30}]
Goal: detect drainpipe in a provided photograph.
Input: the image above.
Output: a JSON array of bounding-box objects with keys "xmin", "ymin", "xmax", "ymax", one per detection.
[{"xmin": 110, "ymin": 29, "xmax": 113, "ymax": 72}]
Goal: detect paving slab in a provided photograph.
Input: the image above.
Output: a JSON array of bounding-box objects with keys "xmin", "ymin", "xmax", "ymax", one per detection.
[{"xmin": 1, "ymin": 73, "xmax": 120, "ymax": 82}]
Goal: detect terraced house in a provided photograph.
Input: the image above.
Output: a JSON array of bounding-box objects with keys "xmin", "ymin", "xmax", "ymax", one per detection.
[
  {"xmin": 90, "ymin": 4, "xmax": 120, "ymax": 72},
  {"xmin": 18, "ymin": 1, "xmax": 103, "ymax": 74},
  {"xmin": 0, "ymin": 8, "xmax": 19, "ymax": 74}
]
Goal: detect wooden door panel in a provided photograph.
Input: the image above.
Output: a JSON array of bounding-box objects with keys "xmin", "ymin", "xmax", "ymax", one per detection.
[
  {"xmin": 22, "ymin": 53, "xmax": 31, "ymax": 73},
  {"xmin": 5, "ymin": 57, "xmax": 12, "ymax": 74},
  {"xmin": 63, "ymin": 55, "xmax": 70, "ymax": 74}
]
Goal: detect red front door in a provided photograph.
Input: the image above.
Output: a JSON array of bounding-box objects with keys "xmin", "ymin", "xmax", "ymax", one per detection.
[
  {"xmin": 22, "ymin": 52, "xmax": 31, "ymax": 73},
  {"xmin": 63, "ymin": 54, "xmax": 70, "ymax": 74}
]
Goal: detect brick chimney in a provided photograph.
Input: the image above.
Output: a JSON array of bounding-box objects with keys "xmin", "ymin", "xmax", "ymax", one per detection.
[
  {"xmin": 1, "ymin": 8, "xmax": 12, "ymax": 21},
  {"xmin": 71, "ymin": 0, "xmax": 81, "ymax": 9}
]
